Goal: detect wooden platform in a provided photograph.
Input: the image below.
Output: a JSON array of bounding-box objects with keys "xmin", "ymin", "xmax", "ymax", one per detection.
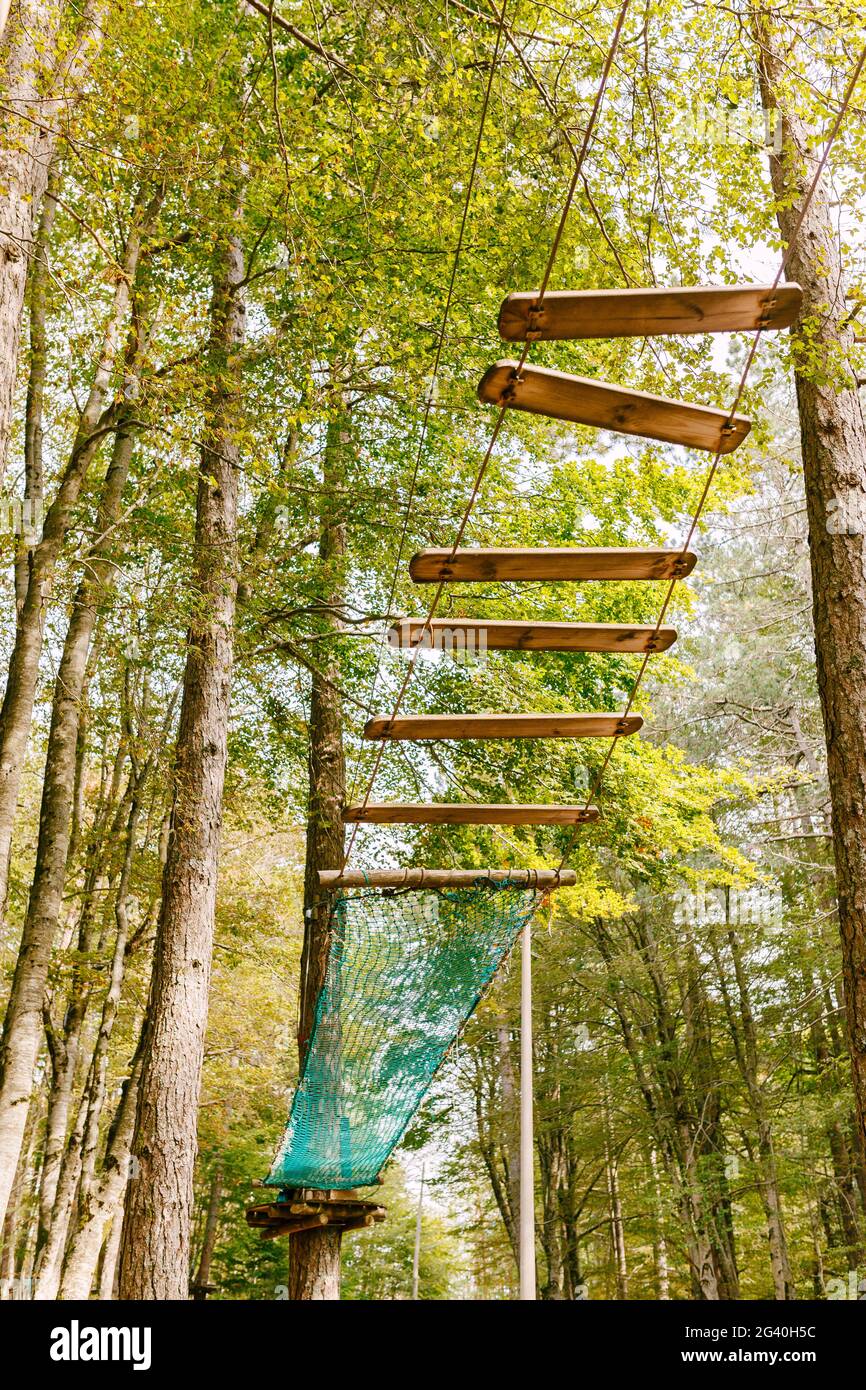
[
  {"xmin": 409, "ymin": 546, "xmax": 696, "ymax": 583},
  {"xmin": 246, "ymin": 1189, "xmax": 386, "ymax": 1240},
  {"xmin": 479, "ymin": 361, "xmax": 751, "ymax": 453},
  {"xmin": 389, "ymin": 618, "xmax": 677, "ymax": 653},
  {"xmin": 342, "ymin": 804, "xmax": 600, "ymax": 825},
  {"xmin": 319, "ymin": 867, "xmax": 579, "ymax": 887},
  {"xmin": 498, "ymin": 283, "xmax": 802, "ymax": 341},
  {"xmin": 363, "ymin": 712, "xmax": 642, "ymax": 740}
]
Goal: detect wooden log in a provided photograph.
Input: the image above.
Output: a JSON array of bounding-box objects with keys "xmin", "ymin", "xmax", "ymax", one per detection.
[
  {"xmin": 261, "ymin": 1213, "xmax": 329, "ymax": 1240},
  {"xmin": 363, "ymin": 712, "xmax": 642, "ymax": 740},
  {"xmin": 498, "ymin": 283, "xmax": 802, "ymax": 341},
  {"xmin": 389, "ymin": 618, "xmax": 677, "ymax": 653},
  {"xmin": 319, "ymin": 868, "xmax": 579, "ymax": 888},
  {"xmin": 409, "ymin": 546, "xmax": 696, "ymax": 583},
  {"xmin": 340, "ymin": 1214, "xmax": 377, "ymax": 1233},
  {"xmin": 342, "ymin": 804, "xmax": 600, "ymax": 826},
  {"xmin": 479, "ymin": 361, "xmax": 751, "ymax": 453}
]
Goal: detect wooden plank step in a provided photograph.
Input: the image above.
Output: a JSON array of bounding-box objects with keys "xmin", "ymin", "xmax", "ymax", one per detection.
[
  {"xmin": 363, "ymin": 712, "xmax": 642, "ymax": 740},
  {"xmin": 409, "ymin": 546, "xmax": 696, "ymax": 583},
  {"xmin": 389, "ymin": 618, "xmax": 677, "ymax": 653},
  {"xmin": 319, "ymin": 868, "xmax": 579, "ymax": 888},
  {"xmin": 498, "ymin": 283, "xmax": 802, "ymax": 341},
  {"xmin": 478, "ymin": 360, "xmax": 750, "ymax": 453},
  {"xmin": 342, "ymin": 804, "xmax": 600, "ymax": 825}
]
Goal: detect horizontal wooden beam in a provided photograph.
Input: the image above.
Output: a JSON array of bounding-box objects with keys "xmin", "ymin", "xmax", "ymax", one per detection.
[
  {"xmin": 478, "ymin": 360, "xmax": 750, "ymax": 454},
  {"xmin": 363, "ymin": 712, "xmax": 642, "ymax": 740},
  {"xmin": 409, "ymin": 546, "xmax": 696, "ymax": 583},
  {"xmin": 389, "ymin": 618, "xmax": 677, "ymax": 653},
  {"xmin": 498, "ymin": 283, "xmax": 802, "ymax": 341},
  {"xmin": 342, "ymin": 805, "xmax": 600, "ymax": 825},
  {"xmin": 319, "ymin": 867, "xmax": 579, "ymax": 888}
]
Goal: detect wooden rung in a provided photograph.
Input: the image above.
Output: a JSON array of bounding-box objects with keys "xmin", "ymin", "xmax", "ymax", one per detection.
[
  {"xmin": 389, "ymin": 618, "xmax": 677, "ymax": 653},
  {"xmin": 409, "ymin": 546, "xmax": 696, "ymax": 583},
  {"xmin": 342, "ymin": 804, "xmax": 600, "ymax": 825},
  {"xmin": 498, "ymin": 283, "xmax": 802, "ymax": 341},
  {"xmin": 319, "ymin": 868, "xmax": 579, "ymax": 888},
  {"xmin": 478, "ymin": 360, "xmax": 750, "ymax": 453},
  {"xmin": 363, "ymin": 712, "xmax": 642, "ymax": 740}
]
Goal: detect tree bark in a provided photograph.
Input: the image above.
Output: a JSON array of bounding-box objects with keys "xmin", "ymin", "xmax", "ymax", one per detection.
[
  {"xmin": 291, "ymin": 408, "xmax": 349, "ymax": 1301},
  {"xmin": 0, "ymin": 194, "xmax": 157, "ymax": 1227},
  {"xmin": 117, "ymin": 207, "xmax": 244, "ymax": 1301},
  {"xmin": 190, "ymin": 1162, "xmax": 223, "ymax": 1299},
  {"xmin": 754, "ymin": 10, "xmax": 866, "ymax": 1150},
  {"xmin": 0, "ymin": 0, "xmax": 105, "ymax": 478}
]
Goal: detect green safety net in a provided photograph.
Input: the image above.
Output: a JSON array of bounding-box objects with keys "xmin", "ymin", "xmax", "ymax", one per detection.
[{"xmin": 267, "ymin": 881, "xmax": 542, "ymax": 1189}]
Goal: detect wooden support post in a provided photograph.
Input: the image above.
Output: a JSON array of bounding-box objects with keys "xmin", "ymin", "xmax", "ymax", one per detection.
[
  {"xmin": 412, "ymin": 1163, "xmax": 424, "ymax": 1301},
  {"xmin": 520, "ymin": 917, "xmax": 536, "ymax": 1301}
]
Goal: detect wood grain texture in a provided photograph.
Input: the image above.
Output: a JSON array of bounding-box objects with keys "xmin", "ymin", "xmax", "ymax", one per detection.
[
  {"xmin": 319, "ymin": 867, "xmax": 579, "ymax": 887},
  {"xmin": 409, "ymin": 546, "xmax": 697, "ymax": 582},
  {"xmin": 363, "ymin": 712, "xmax": 643, "ymax": 739},
  {"xmin": 342, "ymin": 804, "xmax": 601, "ymax": 825},
  {"xmin": 498, "ymin": 283, "xmax": 802, "ymax": 341},
  {"xmin": 478, "ymin": 360, "xmax": 750, "ymax": 453},
  {"xmin": 389, "ymin": 618, "xmax": 677, "ymax": 652}
]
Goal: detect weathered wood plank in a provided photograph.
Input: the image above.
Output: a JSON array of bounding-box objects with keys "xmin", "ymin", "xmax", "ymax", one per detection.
[
  {"xmin": 478, "ymin": 360, "xmax": 750, "ymax": 453},
  {"xmin": 342, "ymin": 804, "xmax": 600, "ymax": 825},
  {"xmin": 498, "ymin": 283, "xmax": 802, "ymax": 341},
  {"xmin": 409, "ymin": 546, "xmax": 696, "ymax": 583},
  {"xmin": 389, "ymin": 618, "xmax": 677, "ymax": 653},
  {"xmin": 363, "ymin": 712, "xmax": 642, "ymax": 740}
]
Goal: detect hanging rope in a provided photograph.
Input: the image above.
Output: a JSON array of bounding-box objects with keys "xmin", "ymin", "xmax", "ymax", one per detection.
[
  {"xmin": 346, "ymin": 0, "xmax": 512, "ymax": 812},
  {"xmin": 556, "ymin": 37, "xmax": 866, "ymax": 868},
  {"xmin": 344, "ymin": 0, "xmax": 633, "ymax": 869}
]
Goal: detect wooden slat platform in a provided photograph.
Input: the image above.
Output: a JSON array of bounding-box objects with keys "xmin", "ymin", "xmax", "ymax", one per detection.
[
  {"xmin": 409, "ymin": 546, "xmax": 697, "ymax": 583},
  {"xmin": 319, "ymin": 867, "xmax": 579, "ymax": 888},
  {"xmin": 246, "ymin": 1190, "xmax": 386, "ymax": 1240},
  {"xmin": 478, "ymin": 360, "xmax": 750, "ymax": 453},
  {"xmin": 389, "ymin": 618, "xmax": 677, "ymax": 653},
  {"xmin": 342, "ymin": 804, "xmax": 600, "ymax": 825},
  {"xmin": 363, "ymin": 712, "xmax": 642, "ymax": 740},
  {"xmin": 498, "ymin": 283, "xmax": 802, "ymax": 341}
]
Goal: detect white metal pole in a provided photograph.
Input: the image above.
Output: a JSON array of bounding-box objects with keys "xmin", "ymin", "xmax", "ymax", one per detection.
[
  {"xmin": 412, "ymin": 1162, "xmax": 425, "ymax": 1299},
  {"xmin": 519, "ymin": 918, "xmax": 536, "ymax": 1300}
]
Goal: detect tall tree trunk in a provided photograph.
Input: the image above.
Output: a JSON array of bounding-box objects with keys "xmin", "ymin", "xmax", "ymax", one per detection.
[
  {"xmin": 0, "ymin": 341, "xmax": 147, "ymax": 1230},
  {"xmin": 290, "ymin": 408, "xmax": 349, "ymax": 1302},
  {"xmin": 709, "ymin": 910, "xmax": 796, "ymax": 1298},
  {"xmin": 649, "ymin": 1147, "xmax": 670, "ymax": 1299},
  {"xmin": 603, "ymin": 1084, "xmax": 628, "ymax": 1299},
  {"xmin": 58, "ymin": 1036, "xmax": 145, "ymax": 1300},
  {"xmin": 34, "ymin": 414, "xmax": 139, "ymax": 1256},
  {"xmin": 190, "ymin": 1163, "xmax": 223, "ymax": 1299},
  {"xmin": 14, "ymin": 160, "xmax": 58, "ymax": 614},
  {"xmin": 117, "ymin": 206, "xmax": 244, "ymax": 1300},
  {"xmin": 754, "ymin": 10, "xmax": 866, "ymax": 1148},
  {"xmin": 0, "ymin": 0, "xmax": 105, "ymax": 478}
]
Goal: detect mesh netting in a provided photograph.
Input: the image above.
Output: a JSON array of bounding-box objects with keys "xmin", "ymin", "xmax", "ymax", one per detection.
[{"xmin": 267, "ymin": 881, "xmax": 542, "ymax": 1189}]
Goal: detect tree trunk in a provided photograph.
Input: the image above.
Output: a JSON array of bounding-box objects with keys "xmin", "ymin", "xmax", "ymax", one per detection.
[
  {"xmin": 190, "ymin": 1162, "xmax": 223, "ymax": 1299},
  {"xmin": 0, "ymin": 365, "xmax": 146, "ymax": 1229},
  {"xmin": 754, "ymin": 10, "xmax": 866, "ymax": 1149},
  {"xmin": 117, "ymin": 208, "xmax": 244, "ymax": 1300},
  {"xmin": 291, "ymin": 409, "xmax": 349, "ymax": 1301},
  {"xmin": 58, "ymin": 1038, "xmax": 145, "ymax": 1300},
  {"xmin": 0, "ymin": 0, "xmax": 105, "ymax": 478}
]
